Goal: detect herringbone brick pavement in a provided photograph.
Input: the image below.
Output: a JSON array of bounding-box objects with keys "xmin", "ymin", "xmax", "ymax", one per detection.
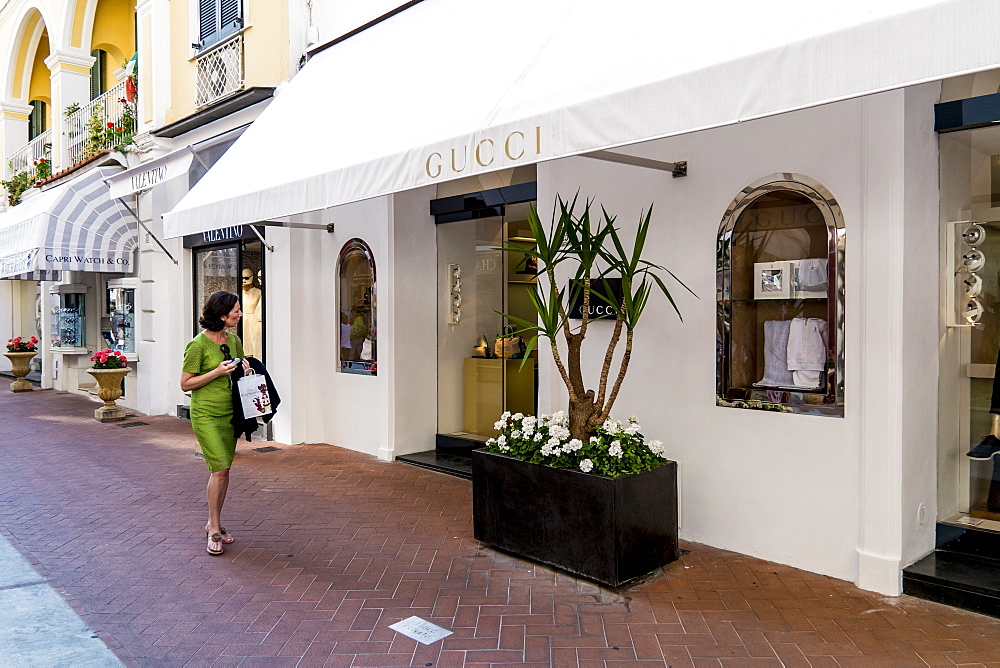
[{"xmin": 2, "ymin": 388, "xmax": 1000, "ymax": 667}]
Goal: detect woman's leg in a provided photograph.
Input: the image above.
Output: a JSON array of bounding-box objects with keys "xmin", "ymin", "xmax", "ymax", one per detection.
[{"xmin": 206, "ymin": 468, "xmax": 230, "ymax": 552}]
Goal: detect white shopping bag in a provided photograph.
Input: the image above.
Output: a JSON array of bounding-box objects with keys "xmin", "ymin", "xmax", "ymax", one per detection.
[{"xmin": 237, "ymin": 373, "xmax": 272, "ymax": 418}]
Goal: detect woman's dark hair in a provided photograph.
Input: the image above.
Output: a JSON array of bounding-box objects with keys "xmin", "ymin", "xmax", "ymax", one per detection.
[{"xmin": 200, "ymin": 291, "xmax": 239, "ymax": 332}]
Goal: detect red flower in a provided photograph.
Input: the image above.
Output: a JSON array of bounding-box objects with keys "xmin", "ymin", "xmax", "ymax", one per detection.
[
  {"xmin": 106, "ymin": 121, "xmax": 115, "ymax": 128},
  {"xmin": 115, "ymin": 127, "xmax": 122, "ymax": 132},
  {"xmin": 38, "ymin": 158, "xmax": 45, "ymax": 164}
]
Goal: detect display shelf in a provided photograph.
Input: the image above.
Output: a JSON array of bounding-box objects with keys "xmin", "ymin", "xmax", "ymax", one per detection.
[
  {"xmin": 732, "ymin": 385, "xmax": 825, "ymax": 397},
  {"xmin": 730, "ymin": 297, "xmax": 827, "ymax": 303},
  {"xmin": 508, "ymin": 236, "xmax": 536, "ymax": 244}
]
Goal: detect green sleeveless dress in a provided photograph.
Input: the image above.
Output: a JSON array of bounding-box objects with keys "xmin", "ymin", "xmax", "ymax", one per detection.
[{"xmin": 183, "ymin": 332, "xmax": 244, "ymax": 472}]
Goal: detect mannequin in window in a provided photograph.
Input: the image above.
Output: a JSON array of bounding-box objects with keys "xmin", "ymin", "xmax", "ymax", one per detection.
[{"xmin": 241, "ymin": 269, "xmax": 263, "ymax": 358}]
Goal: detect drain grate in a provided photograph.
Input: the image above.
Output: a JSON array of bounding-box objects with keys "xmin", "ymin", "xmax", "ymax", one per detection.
[
  {"xmin": 116, "ymin": 421, "xmax": 149, "ymax": 428},
  {"xmin": 253, "ymin": 446, "xmax": 280, "ymax": 453}
]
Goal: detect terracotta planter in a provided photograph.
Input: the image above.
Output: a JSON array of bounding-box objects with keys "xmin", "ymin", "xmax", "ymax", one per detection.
[
  {"xmin": 86, "ymin": 366, "xmax": 132, "ymax": 422},
  {"xmin": 4, "ymin": 351, "xmax": 37, "ymax": 392},
  {"xmin": 472, "ymin": 449, "xmax": 679, "ymax": 587}
]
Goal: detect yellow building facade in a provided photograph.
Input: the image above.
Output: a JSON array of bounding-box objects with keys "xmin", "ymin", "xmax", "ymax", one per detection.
[{"xmin": 0, "ymin": 0, "xmax": 300, "ymax": 412}]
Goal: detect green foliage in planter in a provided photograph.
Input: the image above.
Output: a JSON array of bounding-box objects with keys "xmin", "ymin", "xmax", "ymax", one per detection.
[
  {"xmin": 495, "ymin": 195, "xmax": 694, "ymax": 441},
  {"xmin": 34, "ymin": 156, "xmax": 51, "ymax": 180},
  {"xmin": 1, "ymin": 168, "xmax": 35, "ymax": 206},
  {"xmin": 83, "ymin": 111, "xmax": 106, "ymax": 158}
]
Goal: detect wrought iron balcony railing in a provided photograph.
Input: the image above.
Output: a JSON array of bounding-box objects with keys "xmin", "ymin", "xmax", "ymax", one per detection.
[
  {"xmin": 7, "ymin": 129, "xmax": 52, "ymax": 176},
  {"xmin": 64, "ymin": 80, "xmax": 135, "ymax": 166},
  {"xmin": 196, "ymin": 34, "xmax": 245, "ymax": 108}
]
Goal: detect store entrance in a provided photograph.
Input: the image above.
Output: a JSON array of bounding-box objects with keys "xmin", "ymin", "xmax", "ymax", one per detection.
[
  {"xmin": 436, "ymin": 201, "xmax": 537, "ymax": 442},
  {"xmin": 396, "ymin": 187, "xmax": 538, "ymax": 478}
]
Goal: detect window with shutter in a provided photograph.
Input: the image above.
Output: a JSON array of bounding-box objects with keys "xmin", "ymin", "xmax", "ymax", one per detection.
[
  {"xmin": 199, "ymin": 0, "xmax": 243, "ymax": 50},
  {"xmin": 28, "ymin": 100, "xmax": 46, "ymax": 140},
  {"xmin": 90, "ymin": 49, "xmax": 107, "ymax": 100}
]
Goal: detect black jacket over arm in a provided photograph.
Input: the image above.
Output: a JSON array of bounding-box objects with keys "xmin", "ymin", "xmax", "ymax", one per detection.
[{"xmin": 230, "ymin": 357, "xmax": 280, "ymax": 441}]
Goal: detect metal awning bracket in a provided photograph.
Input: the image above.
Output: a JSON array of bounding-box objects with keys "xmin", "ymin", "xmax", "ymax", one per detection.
[
  {"xmin": 583, "ymin": 150, "xmax": 687, "ymax": 177},
  {"xmin": 257, "ymin": 220, "xmax": 335, "ymax": 233},
  {"xmin": 117, "ymin": 197, "xmax": 179, "ymax": 264},
  {"xmin": 248, "ymin": 223, "xmax": 275, "ymax": 252},
  {"xmin": 186, "ymin": 144, "xmax": 211, "ymax": 171}
]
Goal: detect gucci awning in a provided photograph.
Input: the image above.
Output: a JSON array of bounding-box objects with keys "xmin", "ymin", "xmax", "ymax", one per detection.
[
  {"xmin": 164, "ymin": 0, "xmax": 1000, "ymax": 238},
  {"xmin": 0, "ymin": 166, "xmax": 138, "ymax": 279}
]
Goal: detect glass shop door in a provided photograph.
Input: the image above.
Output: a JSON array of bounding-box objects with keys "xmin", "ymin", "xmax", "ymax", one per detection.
[{"xmin": 436, "ymin": 202, "xmax": 538, "ymax": 442}]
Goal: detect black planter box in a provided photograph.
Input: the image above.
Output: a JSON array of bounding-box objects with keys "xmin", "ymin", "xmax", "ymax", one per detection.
[{"xmin": 472, "ymin": 449, "xmax": 679, "ymax": 587}]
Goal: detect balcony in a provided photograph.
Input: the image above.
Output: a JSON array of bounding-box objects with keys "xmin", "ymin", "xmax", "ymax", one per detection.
[
  {"xmin": 1, "ymin": 129, "xmax": 52, "ymax": 208},
  {"xmin": 8, "ymin": 129, "xmax": 52, "ymax": 176},
  {"xmin": 64, "ymin": 80, "xmax": 135, "ymax": 166},
  {"xmin": 196, "ymin": 34, "xmax": 245, "ymax": 108}
]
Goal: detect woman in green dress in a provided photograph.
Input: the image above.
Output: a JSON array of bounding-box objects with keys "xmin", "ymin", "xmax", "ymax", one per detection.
[{"xmin": 181, "ymin": 291, "xmax": 250, "ymax": 556}]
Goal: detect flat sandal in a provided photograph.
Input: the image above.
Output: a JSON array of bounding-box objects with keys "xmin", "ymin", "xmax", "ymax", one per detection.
[
  {"xmin": 204, "ymin": 525, "xmax": 235, "ymax": 544},
  {"xmin": 206, "ymin": 533, "xmax": 224, "ymax": 556}
]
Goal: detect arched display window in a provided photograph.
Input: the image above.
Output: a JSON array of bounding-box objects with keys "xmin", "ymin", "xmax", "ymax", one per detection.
[
  {"xmin": 339, "ymin": 239, "xmax": 377, "ymax": 376},
  {"xmin": 716, "ymin": 174, "xmax": 845, "ymax": 416}
]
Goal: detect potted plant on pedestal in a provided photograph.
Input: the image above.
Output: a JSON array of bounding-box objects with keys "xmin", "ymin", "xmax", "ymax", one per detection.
[
  {"xmin": 473, "ymin": 195, "xmax": 694, "ymax": 587},
  {"xmin": 87, "ymin": 348, "xmax": 131, "ymax": 422},
  {"xmin": 4, "ymin": 336, "xmax": 39, "ymax": 392}
]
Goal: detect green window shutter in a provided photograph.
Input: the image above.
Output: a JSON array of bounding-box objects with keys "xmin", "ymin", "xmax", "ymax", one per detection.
[
  {"xmin": 28, "ymin": 100, "xmax": 46, "ymax": 140},
  {"xmin": 90, "ymin": 49, "xmax": 106, "ymax": 100}
]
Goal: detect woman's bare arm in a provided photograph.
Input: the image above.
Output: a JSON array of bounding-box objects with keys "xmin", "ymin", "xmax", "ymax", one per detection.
[{"xmin": 180, "ymin": 359, "xmax": 237, "ymax": 392}]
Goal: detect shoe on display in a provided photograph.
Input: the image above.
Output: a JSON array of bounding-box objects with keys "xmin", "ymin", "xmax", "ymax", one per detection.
[{"xmin": 966, "ymin": 434, "xmax": 1000, "ymax": 460}]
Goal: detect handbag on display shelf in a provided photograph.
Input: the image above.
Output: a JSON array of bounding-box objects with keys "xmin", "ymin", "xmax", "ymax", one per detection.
[
  {"xmin": 493, "ymin": 326, "xmax": 525, "ymax": 359},
  {"xmin": 237, "ymin": 372, "xmax": 273, "ymax": 418}
]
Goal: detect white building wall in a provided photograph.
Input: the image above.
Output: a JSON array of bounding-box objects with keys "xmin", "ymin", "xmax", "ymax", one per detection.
[
  {"xmin": 262, "ymin": 196, "xmax": 391, "ymax": 457},
  {"xmin": 899, "ymin": 83, "xmax": 941, "ymax": 573},
  {"xmin": 532, "ymin": 90, "xmax": 938, "ymax": 592},
  {"xmin": 387, "ymin": 185, "xmax": 438, "ymax": 459}
]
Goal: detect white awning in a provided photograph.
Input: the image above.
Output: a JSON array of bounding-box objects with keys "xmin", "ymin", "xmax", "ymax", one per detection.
[
  {"xmin": 164, "ymin": 0, "xmax": 1000, "ymax": 238},
  {"xmin": 0, "ymin": 166, "xmax": 138, "ymax": 278},
  {"xmin": 106, "ymin": 146, "xmax": 195, "ymax": 199}
]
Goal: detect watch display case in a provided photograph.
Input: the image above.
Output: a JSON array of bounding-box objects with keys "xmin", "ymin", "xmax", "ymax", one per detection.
[
  {"xmin": 716, "ymin": 175, "xmax": 845, "ymax": 416},
  {"xmin": 51, "ymin": 292, "xmax": 86, "ymax": 348},
  {"xmin": 102, "ymin": 286, "xmax": 135, "ymax": 353}
]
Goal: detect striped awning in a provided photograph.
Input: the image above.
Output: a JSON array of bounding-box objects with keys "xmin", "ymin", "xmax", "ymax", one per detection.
[{"xmin": 0, "ymin": 166, "xmax": 137, "ymax": 279}]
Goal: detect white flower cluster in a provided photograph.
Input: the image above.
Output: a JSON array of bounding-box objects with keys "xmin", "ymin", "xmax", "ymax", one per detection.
[
  {"xmin": 488, "ymin": 411, "xmax": 667, "ymax": 472},
  {"xmin": 609, "ymin": 440, "xmax": 623, "ymax": 458},
  {"xmin": 485, "ymin": 434, "xmax": 510, "ymax": 452}
]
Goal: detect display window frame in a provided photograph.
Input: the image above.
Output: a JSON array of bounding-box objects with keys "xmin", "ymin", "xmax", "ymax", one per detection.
[
  {"xmin": 338, "ymin": 238, "xmax": 377, "ymax": 376},
  {"xmin": 101, "ymin": 277, "xmax": 138, "ymax": 355},
  {"xmin": 716, "ymin": 173, "xmax": 846, "ymax": 417},
  {"xmin": 188, "ymin": 229, "xmax": 266, "ymax": 363},
  {"xmin": 49, "ymin": 289, "xmax": 87, "ymax": 349}
]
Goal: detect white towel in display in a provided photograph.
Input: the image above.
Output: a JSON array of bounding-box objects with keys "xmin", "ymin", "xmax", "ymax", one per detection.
[
  {"xmin": 754, "ymin": 320, "xmax": 795, "ymax": 387},
  {"xmin": 787, "ymin": 317, "xmax": 828, "ymax": 389}
]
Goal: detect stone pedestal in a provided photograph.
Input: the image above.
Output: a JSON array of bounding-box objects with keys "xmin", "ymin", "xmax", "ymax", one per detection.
[
  {"xmin": 4, "ymin": 351, "xmax": 37, "ymax": 391},
  {"xmin": 87, "ymin": 367, "xmax": 132, "ymax": 422}
]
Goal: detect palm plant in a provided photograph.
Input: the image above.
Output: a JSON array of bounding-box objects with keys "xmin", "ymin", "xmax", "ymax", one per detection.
[{"xmin": 499, "ymin": 195, "xmax": 693, "ymax": 441}]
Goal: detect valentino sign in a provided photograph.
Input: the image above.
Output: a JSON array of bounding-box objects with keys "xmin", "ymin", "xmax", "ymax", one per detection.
[
  {"xmin": 129, "ymin": 164, "xmax": 168, "ymax": 192},
  {"xmin": 425, "ymin": 126, "xmax": 542, "ymax": 179}
]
